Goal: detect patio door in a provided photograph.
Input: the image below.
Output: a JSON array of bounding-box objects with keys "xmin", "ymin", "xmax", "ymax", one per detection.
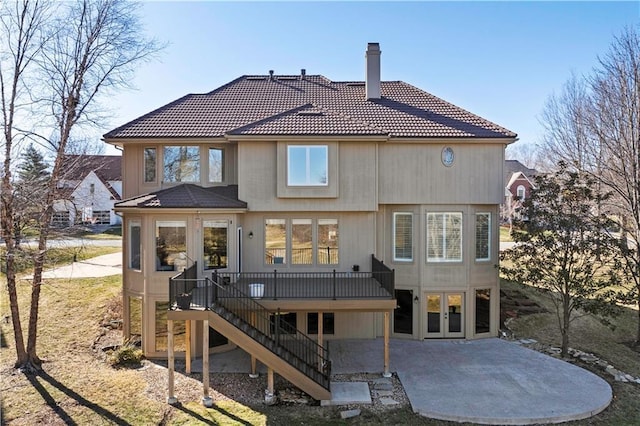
[
  {"xmin": 425, "ymin": 292, "xmax": 464, "ymax": 338},
  {"xmin": 202, "ymin": 219, "xmax": 229, "ymax": 272}
]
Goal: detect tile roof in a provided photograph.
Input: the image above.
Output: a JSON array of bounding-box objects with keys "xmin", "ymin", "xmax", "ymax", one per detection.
[
  {"xmin": 61, "ymin": 155, "xmax": 122, "ymax": 181},
  {"xmin": 115, "ymin": 184, "xmax": 246, "ymax": 209},
  {"xmin": 104, "ymin": 75, "xmax": 516, "ymax": 140}
]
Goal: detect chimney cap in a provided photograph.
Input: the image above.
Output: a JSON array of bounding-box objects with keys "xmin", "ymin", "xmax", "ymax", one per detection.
[
  {"xmin": 268, "ymin": 70, "xmax": 274, "ymax": 80},
  {"xmin": 300, "ymin": 68, "xmax": 306, "ymax": 80},
  {"xmin": 367, "ymin": 42, "xmax": 380, "ymax": 51}
]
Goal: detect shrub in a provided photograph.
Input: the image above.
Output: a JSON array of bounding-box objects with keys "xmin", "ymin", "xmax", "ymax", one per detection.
[{"xmin": 108, "ymin": 341, "xmax": 144, "ymax": 368}]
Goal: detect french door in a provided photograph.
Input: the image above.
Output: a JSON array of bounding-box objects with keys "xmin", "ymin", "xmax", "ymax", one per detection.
[{"xmin": 425, "ymin": 292, "xmax": 465, "ymax": 338}]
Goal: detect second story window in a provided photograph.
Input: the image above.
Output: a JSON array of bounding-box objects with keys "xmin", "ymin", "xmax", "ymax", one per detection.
[
  {"xmin": 426, "ymin": 212, "xmax": 462, "ymax": 262},
  {"xmin": 287, "ymin": 145, "xmax": 328, "ymax": 186},
  {"xmin": 164, "ymin": 146, "xmax": 199, "ymax": 183},
  {"xmin": 144, "ymin": 147, "xmax": 156, "ymax": 183},
  {"xmin": 475, "ymin": 213, "xmax": 491, "ymax": 261},
  {"xmin": 208, "ymin": 148, "xmax": 223, "ymax": 183},
  {"xmin": 393, "ymin": 212, "xmax": 413, "ymax": 262}
]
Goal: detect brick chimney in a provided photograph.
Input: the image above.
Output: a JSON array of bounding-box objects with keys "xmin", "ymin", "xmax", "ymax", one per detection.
[{"xmin": 365, "ymin": 42, "xmax": 381, "ymax": 100}]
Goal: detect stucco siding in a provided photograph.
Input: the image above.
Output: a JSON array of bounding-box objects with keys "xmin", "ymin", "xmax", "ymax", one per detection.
[{"xmin": 378, "ymin": 143, "xmax": 505, "ymax": 204}]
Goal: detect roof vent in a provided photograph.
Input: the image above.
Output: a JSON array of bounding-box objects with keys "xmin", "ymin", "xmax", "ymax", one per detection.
[
  {"xmin": 297, "ymin": 111, "xmax": 324, "ymax": 117},
  {"xmin": 301, "ymin": 68, "xmax": 306, "ymax": 80},
  {"xmin": 269, "ymin": 70, "xmax": 274, "ymax": 80}
]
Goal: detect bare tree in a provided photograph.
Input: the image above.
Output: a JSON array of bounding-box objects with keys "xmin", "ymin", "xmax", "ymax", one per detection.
[
  {"xmin": 541, "ymin": 25, "xmax": 640, "ymax": 345},
  {"xmin": 1, "ymin": 0, "xmax": 51, "ymax": 370},
  {"xmin": 1, "ymin": 0, "xmax": 161, "ymax": 371}
]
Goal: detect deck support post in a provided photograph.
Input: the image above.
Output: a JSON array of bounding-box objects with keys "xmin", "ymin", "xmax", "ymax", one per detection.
[
  {"xmin": 202, "ymin": 319, "xmax": 213, "ymax": 407},
  {"xmin": 185, "ymin": 320, "xmax": 191, "ymax": 374},
  {"xmin": 383, "ymin": 310, "xmax": 391, "ymax": 377},
  {"xmin": 167, "ymin": 319, "xmax": 178, "ymax": 404},
  {"xmin": 317, "ymin": 311, "xmax": 324, "ymax": 371},
  {"xmin": 265, "ymin": 367, "xmax": 276, "ymax": 404},
  {"xmin": 250, "ymin": 311, "xmax": 259, "ymax": 378}
]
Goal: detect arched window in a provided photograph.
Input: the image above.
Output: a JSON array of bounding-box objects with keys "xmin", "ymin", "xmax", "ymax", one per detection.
[{"xmin": 516, "ymin": 185, "xmax": 526, "ymax": 200}]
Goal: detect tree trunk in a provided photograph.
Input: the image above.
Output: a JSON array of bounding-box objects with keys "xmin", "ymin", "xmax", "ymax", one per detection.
[
  {"xmin": 1, "ymin": 163, "xmax": 28, "ymax": 367},
  {"xmin": 4, "ymin": 241, "xmax": 28, "ymax": 368},
  {"xmin": 636, "ymin": 293, "xmax": 640, "ymax": 346},
  {"xmin": 561, "ymin": 294, "xmax": 571, "ymax": 357}
]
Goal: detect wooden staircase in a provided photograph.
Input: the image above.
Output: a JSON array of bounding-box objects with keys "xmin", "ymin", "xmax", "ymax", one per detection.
[
  {"xmin": 206, "ymin": 306, "xmax": 331, "ymax": 400},
  {"xmin": 206, "ymin": 275, "xmax": 331, "ymax": 401}
]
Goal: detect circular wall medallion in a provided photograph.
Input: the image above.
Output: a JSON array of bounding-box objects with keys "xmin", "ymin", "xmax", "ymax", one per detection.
[{"xmin": 442, "ymin": 147, "xmax": 454, "ymax": 167}]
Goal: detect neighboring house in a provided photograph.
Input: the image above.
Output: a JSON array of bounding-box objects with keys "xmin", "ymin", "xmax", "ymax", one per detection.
[
  {"xmin": 502, "ymin": 159, "xmax": 538, "ymax": 223},
  {"xmin": 53, "ymin": 155, "xmax": 122, "ymax": 227},
  {"xmin": 104, "ymin": 43, "xmax": 516, "ymax": 402}
]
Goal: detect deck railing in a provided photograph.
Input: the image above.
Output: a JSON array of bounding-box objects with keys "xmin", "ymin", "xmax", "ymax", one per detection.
[
  {"xmin": 169, "ymin": 255, "xmax": 394, "ymax": 308},
  {"xmin": 168, "ymin": 270, "xmax": 331, "ymax": 390},
  {"xmin": 371, "ymin": 254, "xmax": 395, "ymax": 297},
  {"xmin": 210, "ymin": 275, "xmax": 331, "ymax": 389}
]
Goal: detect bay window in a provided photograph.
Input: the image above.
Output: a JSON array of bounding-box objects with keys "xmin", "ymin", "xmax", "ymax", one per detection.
[
  {"xmin": 208, "ymin": 148, "xmax": 223, "ymax": 183},
  {"xmin": 475, "ymin": 213, "xmax": 491, "ymax": 261},
  {"xmin": 426, "ymin": 212, "xmax": 462, "ymax": 262},
  {"xmin": 144, "ymin": 147, "xmax": 156, "ymax": 183},
  {"xmin": 163, "ymin": 146, "xmax": 199, "ymax": 182},
  {"xmin": 129, "ymin": 220, "xmax": 141, "ymax": 270},
  {"xmin": 393, "ymin": 212, "xmax": 413, "ymax": 262},
  {"xmin": 156, "ymin": 221, "xmax": 187, "ymax": 271}
]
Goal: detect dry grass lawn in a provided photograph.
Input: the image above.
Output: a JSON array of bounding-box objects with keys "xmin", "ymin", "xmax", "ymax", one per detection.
[{"xmin": 1, "ymin": 260, "xmax": 638, "ymax": 424}]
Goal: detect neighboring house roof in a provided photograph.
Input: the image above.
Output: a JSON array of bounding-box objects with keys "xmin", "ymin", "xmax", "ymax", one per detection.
[
  {"xmin": 61, "ymin": 155, "xmax": 122, "ymax": 182},
  {"xmin": 59, "ymin": 155, "xmax": 122, "ymax": 201},
  {"xmin": 506, "ymin": 171, "xmax": 535, "ymax": 191},
  {"xmin": 115, "ymin": 184, "xmax": 247, "ymax": 209},
  {"xmin": 104, "ymin": 75, "xmax": 517, "ymax": 140},
  {"xmin": 504, "ymin": 159, "xmax": 538, "ymax": 181}
]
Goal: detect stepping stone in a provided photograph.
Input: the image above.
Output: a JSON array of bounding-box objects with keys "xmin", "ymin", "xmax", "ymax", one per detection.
[
  {"xmin": 374, "ymin": 382, "xmax": 393, "ymax": 391},
  {"xmin": 340, "ymin": 409, "xmax": 361, "ymax": 419},
  {"xmin": 379, "ymin": 397, "xmax": 399, "ymax": 406},
  {"xmin": 321, "ymin": 382, "xmax": 371, "ymax": 406}
]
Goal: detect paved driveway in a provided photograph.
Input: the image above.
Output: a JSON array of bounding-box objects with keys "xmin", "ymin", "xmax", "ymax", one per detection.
[{"xmin": 329, "ymin": 338, "xmax": 612, "ymax": 425}]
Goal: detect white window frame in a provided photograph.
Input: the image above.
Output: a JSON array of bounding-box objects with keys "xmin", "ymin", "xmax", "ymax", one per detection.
[
  {"xmin": 287, "ymin": 145, "xmax": 328, "ymax": 186},
  {"xmin": 475, "ymin": 213, "xmax": 491, "ymax": 261},
  {"xmin": 393, "ymin": 212, "xmax": 413, "ymax": 262},
  {"xmin": 264, "ymin": 218, "xmax": 339, "ymax": 266},
  {"xmin": 516, "ymin": 185, "xmax": 526, "ymax": 200},
  {"xmin": 155, "ymin": 220, "xmax": 187, "ymax": 271},
  {"xmin": 426, "ymin": 212, "xmax": 463, "ymax": 263}
]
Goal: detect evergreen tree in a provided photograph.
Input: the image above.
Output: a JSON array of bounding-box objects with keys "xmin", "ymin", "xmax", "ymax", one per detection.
[
  {"xmin": 13, "ymin": 145, "xmax": 50, "ymax": 245},
  {"xmin": 500, "ymin": 163, "xmax": 622, "ymax": 357}
]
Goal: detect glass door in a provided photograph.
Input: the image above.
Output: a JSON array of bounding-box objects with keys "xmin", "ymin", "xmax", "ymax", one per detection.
[
  {"xmin": 203, "ymin": 220, "xmax": 228, "ymax": 271},
  {"xmin": 425, "ymin": 292, "xmax": 465, "ymax": 338},
  {"xmin": 426, "ymin": 294, "xmax": 443, "ymax": 337},
  {"xmin": 393, "ymin": 289, "xmax": 414, "ymax": 335},
  {"xmin": 445, "ymin": 293, "xmax": 464, "ymax": 338}
]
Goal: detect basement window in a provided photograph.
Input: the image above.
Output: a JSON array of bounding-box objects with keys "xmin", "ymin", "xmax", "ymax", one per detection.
[{"xmin": 307, "ymin": 313, "xmax": 335, "ymax": 335}]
